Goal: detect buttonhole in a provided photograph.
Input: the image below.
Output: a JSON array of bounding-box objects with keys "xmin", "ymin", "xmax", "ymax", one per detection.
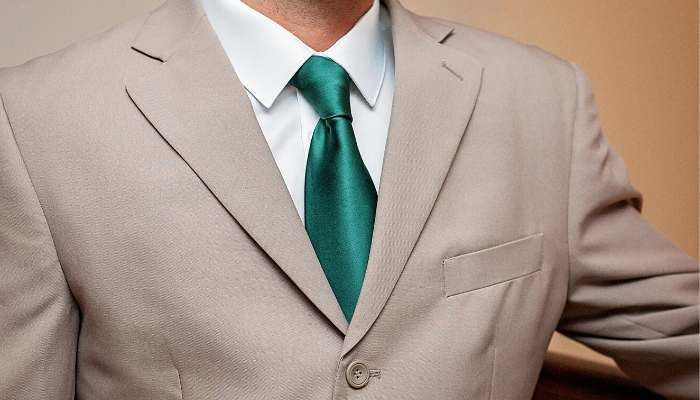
[{"xmin": 441, "ymin": 60, "xmax": 464, "ymax": 81}]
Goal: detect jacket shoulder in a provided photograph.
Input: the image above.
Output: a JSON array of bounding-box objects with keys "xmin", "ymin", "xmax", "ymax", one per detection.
[
  {"xmin": 0, "ymin": 11, "xmax": 150, "ymax": 98},
  {"xmin": 416, "ymin": 14, "xmax": 578, "ymax": 94},
  {"xmin": 433, "ymin": 15, "xmax": 574, "ymax": 69}
]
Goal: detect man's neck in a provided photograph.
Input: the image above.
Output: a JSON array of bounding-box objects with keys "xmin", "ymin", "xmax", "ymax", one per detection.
[{"xmin": 240, "ymin": 0, "xmax": 374, "ymax": 51}]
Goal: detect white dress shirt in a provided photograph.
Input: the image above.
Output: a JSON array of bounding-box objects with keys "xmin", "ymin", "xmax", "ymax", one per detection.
[{"xmin": 201, "ymin": 0, "xmax": 395, "ymax": 222}]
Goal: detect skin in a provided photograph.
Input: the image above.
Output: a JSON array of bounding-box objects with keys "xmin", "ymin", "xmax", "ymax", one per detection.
[{"xmin": 241, "ymin": 0, "xmax": 375, "ymax": 51}]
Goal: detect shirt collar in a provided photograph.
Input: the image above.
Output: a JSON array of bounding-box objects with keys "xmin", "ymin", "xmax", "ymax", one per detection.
[{"xmin": 201, "ymin": 0, "xmax": 387, "ymax": 109}]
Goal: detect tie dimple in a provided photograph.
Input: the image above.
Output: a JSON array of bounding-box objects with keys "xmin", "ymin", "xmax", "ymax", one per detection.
[{"xmin": 290, "ymin": 56, "xmax": 353, "ymax": 121}]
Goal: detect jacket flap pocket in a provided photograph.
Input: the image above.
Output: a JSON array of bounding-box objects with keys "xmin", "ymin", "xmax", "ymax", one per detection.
[{"xmin": 442, "ymin": 232, "xmax": 544, "ymax": 297}]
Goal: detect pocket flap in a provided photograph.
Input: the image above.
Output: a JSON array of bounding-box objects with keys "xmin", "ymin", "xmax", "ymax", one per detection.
[{"xmin": 442, "ymin": 232, "xmax": 544, "ymax": 297}]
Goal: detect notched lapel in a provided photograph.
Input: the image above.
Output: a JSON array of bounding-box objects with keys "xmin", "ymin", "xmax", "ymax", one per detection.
[
  {"xmin": 342, "ymin": 0, "xmax": 484, "ymax": 355},
  {"xmin": 124, "ymin": 1, "xmax": 349, "ymax": 334},
  {"xmin": 121, "ymin": 0, "xmax": 481, "ymax": 344}
]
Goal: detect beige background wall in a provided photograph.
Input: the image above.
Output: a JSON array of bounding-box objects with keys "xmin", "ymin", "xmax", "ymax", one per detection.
[{"xmin": 1, "ymin": 0, "xmax": 697, "ymax": 369}]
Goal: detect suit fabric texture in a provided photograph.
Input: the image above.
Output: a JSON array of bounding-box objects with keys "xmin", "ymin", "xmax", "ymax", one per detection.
[{"xmin": 0, "ymin": 0, "xmax": 698, "ymax": 399}]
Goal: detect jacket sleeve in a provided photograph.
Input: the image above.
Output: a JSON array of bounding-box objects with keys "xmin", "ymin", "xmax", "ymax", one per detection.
[
  {"xmin": 556, "ymin": 62, "xmax": 699, "ymax": 400},
  {"xmin": 0, "ymin": 93, "xmax": 80, "ymax": 399}
]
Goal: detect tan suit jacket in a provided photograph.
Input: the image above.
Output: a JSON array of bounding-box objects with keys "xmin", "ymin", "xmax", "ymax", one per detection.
[{"xmin": 0, "ymin": 0, "xmax": 698, "ymax": 398}]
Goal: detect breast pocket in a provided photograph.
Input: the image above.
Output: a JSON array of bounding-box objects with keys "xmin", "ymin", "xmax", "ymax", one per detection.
[{"xmin": 442, "ymin": 232, "xmax": 544, "ymax": 297}]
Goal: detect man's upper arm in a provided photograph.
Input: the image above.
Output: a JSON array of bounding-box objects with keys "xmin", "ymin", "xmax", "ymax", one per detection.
[
  {"xmin": 0, "ymin": 91, "xmax": 80, "ymax": 399},
  {"xmin": 558, "ymin": 61, "xmax": 699, "ymax": 399}
]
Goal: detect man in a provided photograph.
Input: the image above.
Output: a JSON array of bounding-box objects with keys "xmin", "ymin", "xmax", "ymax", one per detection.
[{"xmin": 0, "ymin": 0, "xmax": 697, "ymax": 398}]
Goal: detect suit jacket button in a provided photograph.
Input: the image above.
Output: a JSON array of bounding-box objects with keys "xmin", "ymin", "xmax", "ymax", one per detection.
[{"xmin": 346, "ymin": 361, "xmax": 370, "ymax": 389}]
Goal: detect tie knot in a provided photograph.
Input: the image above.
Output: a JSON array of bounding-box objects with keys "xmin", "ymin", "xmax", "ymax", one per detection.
[{"xmin": 290, "ymin": 56, "xmax": 352, "ymax": 120}]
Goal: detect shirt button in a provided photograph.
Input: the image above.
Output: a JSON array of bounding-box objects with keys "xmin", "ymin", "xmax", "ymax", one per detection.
[{"xmin": 346, "ymin": 361, "xmax": 370, "ymax": 389}]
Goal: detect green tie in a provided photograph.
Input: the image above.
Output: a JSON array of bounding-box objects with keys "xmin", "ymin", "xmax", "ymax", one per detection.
[{"xmin": 290, "ymin": 56, "xmax": 377, "ymax": 322}]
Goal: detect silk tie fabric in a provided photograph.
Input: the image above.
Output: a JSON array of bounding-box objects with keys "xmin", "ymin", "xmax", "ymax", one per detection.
[{"xmin": 290, "ymin": 56, "xmax": 378, "ymax": 322}]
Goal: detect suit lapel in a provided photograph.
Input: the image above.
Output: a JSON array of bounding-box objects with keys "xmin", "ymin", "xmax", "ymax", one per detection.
[
  {"xmin": 124, "ymin": 0, "xmax": 349, "ymax": 334},
  {"xmin": 122, "ymin": 0, "xmax": 483, "ymax": 343},
  {"xmin": 341, "ymin": 0, "xmax": 484, "ymax": 355}
]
